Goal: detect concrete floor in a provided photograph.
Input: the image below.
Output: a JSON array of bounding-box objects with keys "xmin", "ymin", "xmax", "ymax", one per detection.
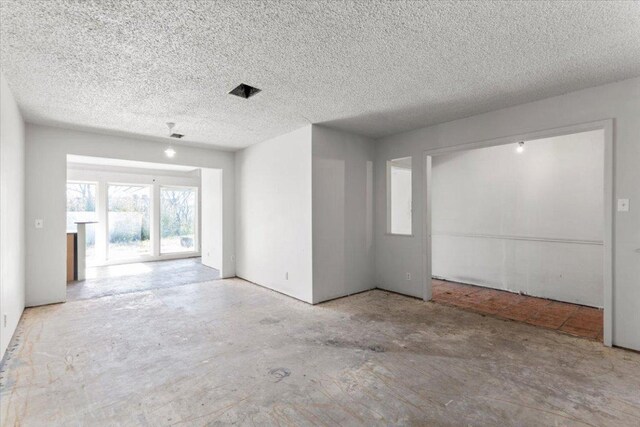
[
  {"xmin": 66, "ymin": 258, "xmax": 220, "ymax": 301},
  {"xmin": 2, "ymin": 279, "xmax": 639, "ymax": 426}
]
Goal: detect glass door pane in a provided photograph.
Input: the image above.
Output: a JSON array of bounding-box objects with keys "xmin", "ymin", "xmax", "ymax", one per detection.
[
  {"xmin": 66, "ymin": 182, "xmax": 98, "ymax": 264},
  {"xmin": 108, "ymin": 185, "xmax": 151, "ymax": 259},
  {"xmin": 160, "ymin": 187, "xmax": 196, "ymax": 254}
]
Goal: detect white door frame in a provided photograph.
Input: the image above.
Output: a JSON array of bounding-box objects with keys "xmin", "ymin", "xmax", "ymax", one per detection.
[{"xmin": 422, "ymin": 119, "xmax": 614, "ymax": 346}]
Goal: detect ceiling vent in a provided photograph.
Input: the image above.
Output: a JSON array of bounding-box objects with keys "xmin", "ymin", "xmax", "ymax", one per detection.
[
  {"xmin": 229, "ymin": 83, "xmax": 261, "ymax": 99},
  {"xmin": 166, "ymin": 122, "xmax": 184, "ymax": 139}
]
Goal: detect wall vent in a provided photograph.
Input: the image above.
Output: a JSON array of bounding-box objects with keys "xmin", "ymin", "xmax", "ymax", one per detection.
[{"xmin": 229, "ymin": 83, "xmax": 261, "ymax": 99}]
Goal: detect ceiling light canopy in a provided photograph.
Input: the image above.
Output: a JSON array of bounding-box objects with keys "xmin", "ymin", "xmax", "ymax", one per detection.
[
  {"xmin": 516, "ymin": 141, "xmax": 525, "ymax": 153},
  {"xmin": 165, "ymin": 122, "xmax": 178, "ymax": 158}
]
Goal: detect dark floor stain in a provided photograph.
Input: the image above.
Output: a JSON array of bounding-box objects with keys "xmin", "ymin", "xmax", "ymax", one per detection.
[
  {"xmin": 350, "ymin": 312, "xmax": 386, "ymax": 322},
  {"xmin": 347, "ymin": 309, "xmax": 436, "ymax": 328},
  {"xmin": 367, "ymin": 344, "xmax": 385, "ymax": 353},
  {"xmin": 324, "ymin": 338, "xmax": 385, "ymax": 353},
  {"xmin": 259, "ymin": 317, "xmax": 281, "ymax": 325},
  {"xmin": 268, "ymin": 367, "xmax": 291, "ymax": 382}
]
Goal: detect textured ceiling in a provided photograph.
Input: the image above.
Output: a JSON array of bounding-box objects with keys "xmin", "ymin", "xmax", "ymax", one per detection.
[{"xmin": 1, "ymin": 1, "xmax": 639, "ymax": 149}]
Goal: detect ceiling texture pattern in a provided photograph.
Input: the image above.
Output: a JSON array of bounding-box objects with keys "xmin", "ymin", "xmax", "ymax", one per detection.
[{"xmin": 1, "ymin": 0, "xmax": 639, "ymax": 149}]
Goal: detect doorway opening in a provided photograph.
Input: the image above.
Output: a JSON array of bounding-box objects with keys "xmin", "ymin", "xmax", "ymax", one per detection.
[
  {"xmin": 424, "ymin": 121, "xmax": 613, "ymax": 345},
  {"xmin": 65, "ymin": 155, "xmax": 223, "ymax": 301}
]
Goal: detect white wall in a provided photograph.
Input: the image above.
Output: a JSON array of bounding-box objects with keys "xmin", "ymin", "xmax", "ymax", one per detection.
[
  {"xmin": 375, "ymin": 77, "xmax": 640, "ymax": 351},
  {"xmin": 432, "ymin": 130, "xmax": 604, "ymax": 307},
  {"xmin": 0, "ymin": 73, "xmax": 25, "ymax": 359},
  {"xmin": 201, "ymin": 168, "xmax": 223, "ymax": 271},
  {"xmin": 235, "ymin": 125, "xmax": 376, "ymax": 304},
  {"xmin": 312, "ymin": 125, "xmax": 375, "ymax": 303},
  {"xmin": 235, "ymin": 126, "xmax": 313, "ymax": 303},
  {"xmin": 25, "ymin": 124, "xmax": 235, "ymax": 307}
]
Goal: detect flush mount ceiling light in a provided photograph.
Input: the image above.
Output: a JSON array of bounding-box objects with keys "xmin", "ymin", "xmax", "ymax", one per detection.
[
  {"xmin": 229, "ymin": 83, "xmax": 261, "ymax": 99},
  {"xmin": 516, "ymin": 141, "xmax": 525, "ymax": 153},
  {"xmin": 165, "ymin": 122, "xmax": 179, "ymax": 158}
]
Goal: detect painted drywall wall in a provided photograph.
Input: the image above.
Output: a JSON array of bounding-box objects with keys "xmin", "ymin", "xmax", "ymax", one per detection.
[
  {"xmin": 235, "ymin": 126, "xmax": 313, "ymax": 303},
  {"xmin": 201, "ymin": 168, "xmax": 223, "ymax": 272},
  {"xmin": 25, "ymin": 124, "xmax": 235, "ymax": 307},
  {"xmin": 311, "ymin": 125, "xmax": 375, "ymax": 303},
  {"xmin": 431, "ymin": 130, "xmax": 604, "ymax": 307},
  {"xmin": 375, "ymin": 76, "xmax": 640, "ymax": 351},
  {"xmin": 0, "ymin": 73, "xmax": 25, "ymax": 359},
  {"xmin": 67, "ymin": 164, "xmax": 202, "ymax": 265}
]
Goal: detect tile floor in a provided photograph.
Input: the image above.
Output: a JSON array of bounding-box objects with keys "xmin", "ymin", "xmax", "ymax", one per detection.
[{"xmin": 432, "ymin": 279, "xmax": 603, "ymax": 341}]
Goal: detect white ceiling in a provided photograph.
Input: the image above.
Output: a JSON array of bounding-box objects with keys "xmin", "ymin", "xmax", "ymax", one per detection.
[{"xmin": 1, "ymin": 1, "xmax": 639, "ymax": 150}]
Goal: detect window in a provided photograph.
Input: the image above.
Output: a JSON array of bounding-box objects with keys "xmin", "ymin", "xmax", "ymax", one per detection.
[
  {"xmin": 66, "ymin": 182, "xmax": 97, "ymax": 261},
  {"xmin": 66, "ymin": 177, "xmax": 201, "ymax": 265},
  {"xmin": 160, "ymin": 187, "xmax": 197, "ymax": 254},
  {"xmin": 108, "ymin": 185, "xmax": 151, "ymax": 259},
  {"xmin": 388, "ymin": 157, "xmax": 412, "ymax": 235}
]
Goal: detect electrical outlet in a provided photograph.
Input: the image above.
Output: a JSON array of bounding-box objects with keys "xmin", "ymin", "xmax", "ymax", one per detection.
[
  {"xmin": 3, "ymin": 315, "xmax": 6, "ymax": 328},
  {"xmin": 406, "ymin": 273, "xmax": 411, "ymax": 281},
  {"xmin": 285, "ymin": 272, "xmax": 289, "ymax": 280},
  {"xmin": 617, "ymin": 198, "xmax": 630, "ymax": 212}
]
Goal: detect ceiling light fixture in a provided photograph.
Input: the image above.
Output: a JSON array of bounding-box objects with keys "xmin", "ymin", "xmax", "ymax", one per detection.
[
  {"xmin": 165, "ymin": 122, "xmax": 178, "ymax": 158},
  {"xmin": 516, "ymin": 141, "xmax": 525, "ymax": 153}
]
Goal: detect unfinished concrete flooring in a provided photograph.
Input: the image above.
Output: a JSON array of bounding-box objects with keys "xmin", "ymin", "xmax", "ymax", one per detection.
[
  {"xmin": 66, "ymin": 258, "xmax": 220, "ymax": 302},
  {"xmin": 2, "ymin": 279, "xmax": 639, "ymax": 426}
]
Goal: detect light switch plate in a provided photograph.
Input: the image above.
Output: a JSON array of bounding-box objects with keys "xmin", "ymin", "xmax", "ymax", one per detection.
[
  {"xmin": 617, "ymin": 199, "xmax": 630, "ymax": 212},
  {"xmin": 35, "ymin": 219, "xmax": 43, "ymax": 228}
]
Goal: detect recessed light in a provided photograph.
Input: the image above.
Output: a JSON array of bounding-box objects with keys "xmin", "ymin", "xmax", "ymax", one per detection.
[
  {"xmin": 229, "ymin": 83, "xmax": 261, "ymax": 99},
  {"xmin": 165, "ymin": 147, "xmax": 176, "ymax": 158}
]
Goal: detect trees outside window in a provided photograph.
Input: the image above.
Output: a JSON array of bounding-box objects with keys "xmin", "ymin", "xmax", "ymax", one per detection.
[
  {"xmin": 108, "ymin": 185, "xmax": 151, "ymax": 259},
  {"xmin": 161, "ymin": 187, "xmax": 196, "ymax": 253},
  {"xmin": 67, "ymin": 180, "xmax": 199, "ymax": 263},
  {"xmin": 66, "ymin": 182, "xmax": 97, "ymax": 262}
]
